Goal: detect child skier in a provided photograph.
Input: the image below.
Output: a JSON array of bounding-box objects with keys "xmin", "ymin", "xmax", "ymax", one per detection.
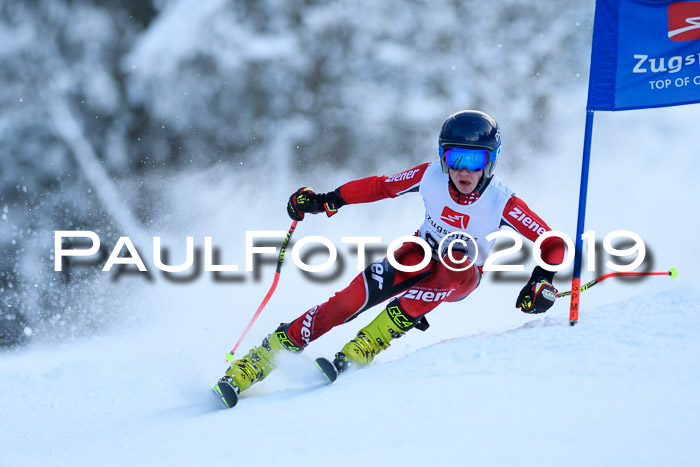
[{"xmin": 215, "ymin": 110, "xmax": 565, "ymax": 407}]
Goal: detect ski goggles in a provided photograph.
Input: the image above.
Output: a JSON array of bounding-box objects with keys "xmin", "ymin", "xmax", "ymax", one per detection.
[{"xmin": 440, "ymin": 146, "xmax": 495, "ymax": 171}]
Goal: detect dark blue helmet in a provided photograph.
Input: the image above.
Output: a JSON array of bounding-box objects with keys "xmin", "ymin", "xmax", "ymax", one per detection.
[{"xmin": 438, "ymin": 110, "xmax": 501, "ymax": 190}]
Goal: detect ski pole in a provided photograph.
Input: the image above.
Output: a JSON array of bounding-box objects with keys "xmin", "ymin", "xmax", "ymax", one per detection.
[
  {"xmin": 225, "ymin": 220, "xmax": 298, "ymax": 362},
  {"xmin": 556, "ymin": 268, "xmax": 677, "ymax": 298}
]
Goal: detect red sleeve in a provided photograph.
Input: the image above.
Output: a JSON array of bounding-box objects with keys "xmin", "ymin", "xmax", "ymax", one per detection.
[
  {"xmin": 337, "ymin": 162, "xmax": 430, "ymax": 204},
  {"xmin": 501, "ymin": 196, "xmax": 565, "ymax": 266}
]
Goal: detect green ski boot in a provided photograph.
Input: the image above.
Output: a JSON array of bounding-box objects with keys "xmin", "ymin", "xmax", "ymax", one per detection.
[
  {"xmin": 316, "ymin": 300, "xmax": 424, "ymax": 381},
  {"xmin": 215, "ymin": 324, "xmax": 302, "ymax": 407}
]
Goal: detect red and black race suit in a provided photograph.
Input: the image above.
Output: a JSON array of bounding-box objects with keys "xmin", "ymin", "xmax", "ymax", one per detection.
[{"xmin": 286, "ymin": 162, "xmax": 565, "ymax": 347}]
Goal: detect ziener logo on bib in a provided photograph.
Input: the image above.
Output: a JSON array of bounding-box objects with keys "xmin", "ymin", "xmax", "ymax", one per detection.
[{"xmin": 440, "ymin": 206, "xmax": 469, "ymax": 229}]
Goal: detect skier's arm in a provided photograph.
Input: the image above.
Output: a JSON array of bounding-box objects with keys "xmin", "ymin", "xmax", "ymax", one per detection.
[
  {"xmin": 336, "ymin": 163, "xmax": 429, "ymax": 204},
  {"xmin": 287, "ymin": 163, "xmax": 430, "ymax": 221},
  {"xmin": 501, "ymin": 196, "xmax": 565, "ymax": 314},
  {"xmin": 500, "ymin": 196, "xmax": 565, "ymax": 266}
]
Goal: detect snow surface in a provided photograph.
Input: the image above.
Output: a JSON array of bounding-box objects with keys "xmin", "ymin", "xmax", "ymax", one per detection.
[{"xmin": 1, "ymin": 288, "xmax": 699, "ymax": 466}]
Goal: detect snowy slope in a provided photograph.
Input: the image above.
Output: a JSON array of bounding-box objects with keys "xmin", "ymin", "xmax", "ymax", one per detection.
[
  {"xmin": 2, "ymin": 98, "xmax": 699, "ymax": 467},
  {"xmin": 1, "ymin": 287, "xmax": 699, "ymax": 467},
  {"xmin": 2, "ymin": 99, "xmax": 700, "ymax": 467}
]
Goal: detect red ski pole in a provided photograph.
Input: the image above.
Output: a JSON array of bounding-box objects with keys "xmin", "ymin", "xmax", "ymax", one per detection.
[
  {"xmin": 225, "ymin": 220, "xmax": 298, "ymax": 362},
  {"xmin": 556, "ymin": 268, "xmax": 677, "ymax": 299}
]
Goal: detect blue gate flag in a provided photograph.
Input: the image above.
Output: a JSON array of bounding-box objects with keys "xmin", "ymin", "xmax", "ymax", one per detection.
[{"xmin": 587, "ymin": 0, "xmax": 700, "ymax": 111}]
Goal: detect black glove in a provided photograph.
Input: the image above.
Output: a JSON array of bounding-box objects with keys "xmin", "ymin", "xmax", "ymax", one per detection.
[
  {"xmin": 516, "ymin": 266, "xmax": 558, "ymax": 314},
  {"xmin": 286, "ymin": 187, "xmax": 345, "ymax": 221}
]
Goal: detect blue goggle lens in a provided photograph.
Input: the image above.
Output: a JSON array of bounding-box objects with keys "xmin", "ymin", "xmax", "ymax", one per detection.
[{"xmin": 442, "ymin": 147, "xmax": 491, "ymax": 171}]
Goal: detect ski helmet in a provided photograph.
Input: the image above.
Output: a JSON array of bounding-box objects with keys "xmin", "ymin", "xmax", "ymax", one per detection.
[{"xmin": 438, "ymin": 110, "xmax": 501, "ymax": 192}]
